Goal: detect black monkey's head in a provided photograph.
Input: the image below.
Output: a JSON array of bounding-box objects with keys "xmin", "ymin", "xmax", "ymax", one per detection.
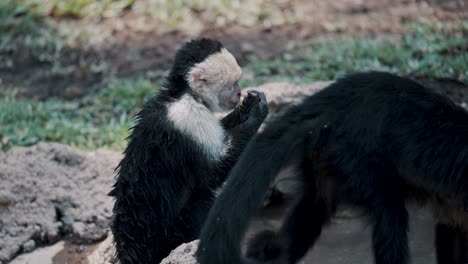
[{"xmin": 169, "ymin": 38, "xmax": 242, "ymax": 112}]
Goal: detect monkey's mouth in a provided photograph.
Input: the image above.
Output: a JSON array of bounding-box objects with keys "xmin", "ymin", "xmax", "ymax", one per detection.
[{"xmin": 225, "ymin": 100, "xmax": 239, "ymax": 110}]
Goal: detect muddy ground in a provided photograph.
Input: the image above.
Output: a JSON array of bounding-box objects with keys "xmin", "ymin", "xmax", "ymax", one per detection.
[{"xmin": 1, "ymin": 0, "xmax": 466, "ymax": 100}]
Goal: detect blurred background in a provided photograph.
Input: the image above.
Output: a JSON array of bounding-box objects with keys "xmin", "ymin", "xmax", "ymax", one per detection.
[
  {"xmin": 0, "ymin": 1, "xmax": 467, "ymax": 263},
  {"xmin": 0, "ymin": 0, "xmax": 466, "ymax": 152}
]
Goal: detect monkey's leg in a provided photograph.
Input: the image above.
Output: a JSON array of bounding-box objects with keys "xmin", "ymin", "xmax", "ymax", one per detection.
[
  {"xmin": 148, "ymin": 190, "xmax": 215, "ymax": 262},
  {"xmin": 280, "ymin": 130, "xmax": 336, "ymax": 263},
  {"xmin": 179, "ymin": 189, "xmax": 216, "ymax": 237},
  {"xmin": 246, "ymin": 187, "xmax": 332, "ymax": 264},
  {"xmin": 435, "ymin": 223, "xmax": 468, "ymax": 264},
  {"xmin": 370, "ymin": 196, "xmax": 409, "ymax": 264},
  {"xmin": 463, "ymin": 230, "xmax": 468, "ymax": 263},
  {"xmin": 283, "ymin": 193, "xmax": 333, "ymax": 263},
  {"xmin": 349, "ymin": 161, "xmax": 410, "ymax": 264}
]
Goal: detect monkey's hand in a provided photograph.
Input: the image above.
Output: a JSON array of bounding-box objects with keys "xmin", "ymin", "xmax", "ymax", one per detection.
[
  {"xmin": 239, "ymin": 90, "xmax": 269, "ymax": 127},
  {"xmin": 220, "ymin": 90, "xmax": 268, "ymax": 130}
]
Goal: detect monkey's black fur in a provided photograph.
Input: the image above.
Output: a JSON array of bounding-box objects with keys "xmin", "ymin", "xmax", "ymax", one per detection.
[
  {"xmin": 197, "ymin": 72, "xmax": 468, "ymax": 264},
  {"xmin": 110, "ymin": 38, "xmax": 268, "ymax": 264}
]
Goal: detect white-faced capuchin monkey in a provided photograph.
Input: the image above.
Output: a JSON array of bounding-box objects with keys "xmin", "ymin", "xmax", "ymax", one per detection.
[
  {"xmin": 197, "ymin": 72, "xmax": 468, "ymax": 264},
  {"xmin": 110, "ymin": 38, "xmax": 269, "ymax": 264}
]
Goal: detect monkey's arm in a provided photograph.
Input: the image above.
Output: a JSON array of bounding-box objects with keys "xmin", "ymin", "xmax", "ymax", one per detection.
[
  {"xmin": 215, "ymin": 91, "xmax": 269, "ymax": 185},
  {"xmin": 220, "ymin": 106, "xmax": 245, "ymax": 130}
]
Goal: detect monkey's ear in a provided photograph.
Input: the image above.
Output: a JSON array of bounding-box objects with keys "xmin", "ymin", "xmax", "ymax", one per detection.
[{"xmin": 188, "ymin": 67, "xmax": 207, "ymax": 89}]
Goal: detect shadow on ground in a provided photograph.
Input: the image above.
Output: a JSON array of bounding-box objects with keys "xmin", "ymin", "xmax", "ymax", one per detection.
[{"xmin": 251, "ymin": 202, "xmax": 436, "ymax": 264}]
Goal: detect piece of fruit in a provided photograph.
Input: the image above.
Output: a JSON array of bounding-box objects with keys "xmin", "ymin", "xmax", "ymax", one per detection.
[{"xmin": 239, "ymin": 95, "xmax": 245, "ymax": 106}]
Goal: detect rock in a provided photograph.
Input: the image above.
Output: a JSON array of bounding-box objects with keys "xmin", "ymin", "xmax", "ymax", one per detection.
[
  {"xmin": 245, "ymin": 81, "xmax": 331, "ymax": 133},
  {"xmin": 72, "ymin": 222, "xmax": 108, "ymax": 242},
  {"xmin": 246, "ymin": 81, "xmax": 331, "ymax": 115},
  {"xmin": 0, "ymin": 192, "xmax": 15, "ymax": 207},
  {"xmin": 87, "ymin": 233, "xmax": 116, "ymax": 264},
  {"xmin": 0, "ymin": 143, "xmax": 121, "ymax": 263},
  {"xmin": 160, "ymin": 240, "xmax": 199, "ymax": 264},
  {"xmin": 21, "ymin": 240, "xmax": 35, "ymax": 253},
  {"xmin": 87, "ymin": 235, "xmax": 200, "ymax": 264},
  {"xmin": 240, "ymin": 42, "xmax": 255, "ymax": 54},
  {"xmin": 87, "ymin": 234, "xmax": 200, "ymax": 264},
  {"xmin": 9, "ymin": 241, "xmax": 64, "ymax": 264}
]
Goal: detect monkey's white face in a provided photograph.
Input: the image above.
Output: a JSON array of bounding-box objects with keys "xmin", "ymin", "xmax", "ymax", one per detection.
[{"xmin": 188, "ymin": 48, "xmax": 243, "ymax": 112}]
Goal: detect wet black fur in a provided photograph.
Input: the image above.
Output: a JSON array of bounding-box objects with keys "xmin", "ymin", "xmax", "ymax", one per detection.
[
  {"xmin": 197, "ymin": 72, "xmax": 468, "ymax": 264},
  {"xmin": 109, "ymin": 38, "xmax": 267, "ymax": 264}
]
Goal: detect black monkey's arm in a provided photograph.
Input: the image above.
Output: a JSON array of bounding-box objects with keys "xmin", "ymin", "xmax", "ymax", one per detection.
[
  {"xmin": 220, "ymin": 106, "xmax": 244, "ymax": 130},
  {"xmin": 215, "ymin": 91, "xmax": 268, "ymax": 186}
]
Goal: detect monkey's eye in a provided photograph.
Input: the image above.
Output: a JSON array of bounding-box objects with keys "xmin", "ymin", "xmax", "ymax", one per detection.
[{"xmin": 228, "ymin": 81, "xmax": 240, "ymax": 91}]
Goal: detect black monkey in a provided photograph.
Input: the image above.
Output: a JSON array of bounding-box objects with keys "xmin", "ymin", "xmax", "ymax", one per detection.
[
  {"xmin": 197, "ymin": 72, "xmax": 468, "ymax": 264},
  {"xmin": 110, "ymin": 38, "xmax": 269, "ymax": 264}
]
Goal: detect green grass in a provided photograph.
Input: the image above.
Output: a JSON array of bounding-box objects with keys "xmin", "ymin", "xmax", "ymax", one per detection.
[
  {"xmin": 0, "ymin": 79, "xmax": 156, "ymax": 151},
  {"xmin": 42, "ymin": 0, "xmax": 135, "ymax": 18},
  {"xmin": 0, "ymin": 0, "xmax": 43, "ymax": 39},
  {"xmin": 130, "ymin": 0, "xmax": 280, "ymax": 28},
  {"xmin": 0, "ymin": 0, "xmax": 135, "ymax": 19},
  {"xmin": 0, "ymin": 0, "xmax": 61, "ymax": 58},
  {"xmin": 241, "ymin": 21, "xmax": 468, "ymax": 86},
  {"xmin": 0, "ymin": 0, "xmax": 284, "ymax": 30},
  {"xmin": 1, "ymin": 21, "xmax": 467, "ymax": 151}
]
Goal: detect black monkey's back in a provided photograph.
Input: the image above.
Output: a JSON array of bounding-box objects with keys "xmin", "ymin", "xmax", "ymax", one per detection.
[
  {"xmin": 301, "ymin": 72, "xmax": 468, "ymax": 197},
  {"xmin": 197, "ymin": 71, "xmax": 468, "ymax": 264}
]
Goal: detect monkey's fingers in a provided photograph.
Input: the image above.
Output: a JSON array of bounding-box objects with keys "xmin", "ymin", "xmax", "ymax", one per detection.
[
  {"xmin": 241, "ymin": 93, "xmax": 255, "ymax": 108},
  {"xmin": 247, "ymin": 90, "xmax": 261, "ymax": 98},
  {"xmin": 247, "ymin": 90, "xmax": 267, "ymax": 103}
]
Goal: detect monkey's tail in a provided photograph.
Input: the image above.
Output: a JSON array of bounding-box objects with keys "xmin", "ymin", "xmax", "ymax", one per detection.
[{"xmin": 197, "ymin": 114, "xmax": 322, "ymax": 264}]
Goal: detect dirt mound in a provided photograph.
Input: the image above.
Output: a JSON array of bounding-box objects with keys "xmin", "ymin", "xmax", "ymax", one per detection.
[{"xmin": 0, "ymin": 143, "xmax": 121, "ymax": 262}]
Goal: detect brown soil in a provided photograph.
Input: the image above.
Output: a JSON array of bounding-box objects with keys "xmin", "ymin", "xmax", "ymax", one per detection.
[
  {"xmin": 52, "ymin": 242, "xmax": 98, "ymax": 264},
  {"xmin": 1, "ymin": 0, "xmax": 466, "ymax": 100}
]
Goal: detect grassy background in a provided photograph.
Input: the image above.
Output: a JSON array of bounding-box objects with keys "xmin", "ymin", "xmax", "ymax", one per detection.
[
  {"xmin": 0, "ymin": 0, "xmax": 289, "ymax": 31},
  {"xmin": 243, "ymin": 21, "xmax": 468, "ymax": 86},
  {"xmin": 1, "ymin": 0, "xmax": 467, "ymax": 151},
  {"xmin": 1, "ymin": 79, "xmax": 155, "ymax": 150}
]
